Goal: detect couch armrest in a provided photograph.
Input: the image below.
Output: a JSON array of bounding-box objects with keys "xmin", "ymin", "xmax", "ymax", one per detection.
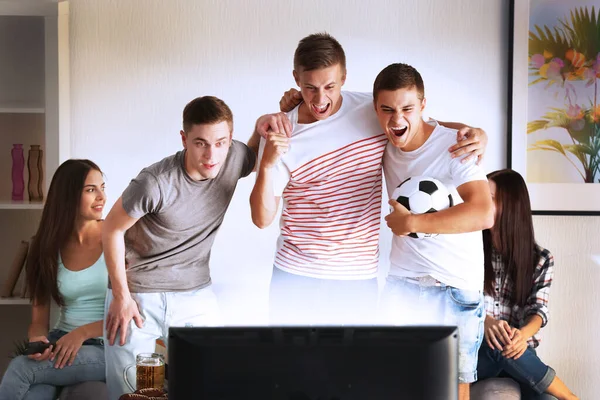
[
  {"xmin": 471, "ymin": 377, "xmax": 521, "ymax": 400},
  {"xmin": 59, "ymin": 381, "xmax": 107, "ymax": 400}
]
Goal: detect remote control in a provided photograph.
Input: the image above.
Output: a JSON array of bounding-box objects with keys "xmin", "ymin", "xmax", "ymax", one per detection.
[{"xmin": 24, "ymin": 341, "xmax": 55, "ymax": 355}]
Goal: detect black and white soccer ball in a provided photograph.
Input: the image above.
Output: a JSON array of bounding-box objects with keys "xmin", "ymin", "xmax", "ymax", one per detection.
[{"xmin": 391, "ymin": 176, "xmax": 454, "ymax": 239}]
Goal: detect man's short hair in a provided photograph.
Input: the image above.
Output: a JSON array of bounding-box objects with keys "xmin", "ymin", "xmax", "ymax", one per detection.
[
  {"xmin": 293, "ymin": 32, "xmax": 346, "ymax": 73},
  {"xmin": 372, "ymin": 63, "xmax": 425, "ymax": 102},
  {"xmin": 182, "ymin": 96, "xmax": 233, "ymax": 134}
]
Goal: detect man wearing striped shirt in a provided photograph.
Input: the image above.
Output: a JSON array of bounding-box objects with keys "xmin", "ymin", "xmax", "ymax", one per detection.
[{"xmin": 249, "ymin": 32, "xmax": 487, "ymax": 326}]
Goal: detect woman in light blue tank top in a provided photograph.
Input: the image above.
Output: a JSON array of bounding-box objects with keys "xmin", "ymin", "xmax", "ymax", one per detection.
[{"xmin": 0, "ymin": 159, "xmax": 108, "ymax": 400}]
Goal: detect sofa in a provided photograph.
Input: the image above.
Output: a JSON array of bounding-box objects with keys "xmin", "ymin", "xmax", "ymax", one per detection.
[
  {"xmin": 59, "ymin": 381, "xmax": 107, "ymax": 400},
  {"xmin": 471, "ymin": 377, "xmax": 521, "ymax": 399}
]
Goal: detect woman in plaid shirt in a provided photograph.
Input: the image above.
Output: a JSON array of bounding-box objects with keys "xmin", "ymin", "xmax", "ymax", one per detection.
[{"xmin": 475, "ymin": 169, "xmax": 578, "ymax": 400}]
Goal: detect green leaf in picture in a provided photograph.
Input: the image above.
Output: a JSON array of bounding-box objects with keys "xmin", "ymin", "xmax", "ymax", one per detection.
[
  {"xmin": 559, "ymin": 7, "xmax": 600, "ymax": 60},
  {"xmin": 529, "ymin": 25, "xmax": 571, "ymax": 67},
  {"xmin": 529, "ymin": 139, "xmax": 566, "ymax": 155},
  {"xmin": 530, "ymin": 77, "xmax": 545, "ymax": 86},
  {"xmin": 564, "ymin": 143, "xmax": 597, "ymax": 156},
  {"xmin": 527, "ymin": 120, "xmax": 550, "ymax": 134},
  {"xmin": 535, "ymin": 109, "xmax": 571, "ymax": 129},
  {"xmin": 563, "ymin": 144, "xmax": 589, "ymax": 166},
  {"xmin": 567, "ymin": 119, "xmax": 595, "ymax": 144}
]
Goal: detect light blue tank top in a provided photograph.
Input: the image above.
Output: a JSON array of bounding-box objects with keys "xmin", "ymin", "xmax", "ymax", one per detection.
[{"xmin": 54, "ymin": 253, "xmax": 108, "ymax": 333}]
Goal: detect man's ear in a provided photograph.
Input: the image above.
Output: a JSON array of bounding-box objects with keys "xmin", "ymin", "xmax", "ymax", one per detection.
[
  {"xmin": 420, "ymin": 97, "xmax": 427, "ymax": 112},
  {"xmin": 293, "ymin": 70, "xmax": 300, "ymax": 87},
  {"xmin": 180, "ymin": 130, "xmax": 187, "ymax": 149}
]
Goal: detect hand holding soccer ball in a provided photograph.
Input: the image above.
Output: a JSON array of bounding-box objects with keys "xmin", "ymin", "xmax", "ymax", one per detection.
[{"xmin": 388, "ymin": 176, "xmax": 453, "ymax": 239}]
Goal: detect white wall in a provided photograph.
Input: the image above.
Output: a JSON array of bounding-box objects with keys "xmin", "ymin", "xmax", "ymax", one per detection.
[
  {"xmin": 67, "ymin": 0, "xmax": 596, "ymax": 396},
  {"xmin": 533, "ymin": 216, "xmax": 600, "ymax": 396}
]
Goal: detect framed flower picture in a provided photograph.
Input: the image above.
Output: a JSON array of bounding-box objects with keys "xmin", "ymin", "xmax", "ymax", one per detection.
[{"xmin": 509, "ymin": 0, "xmax": 600, "ymax": 215}]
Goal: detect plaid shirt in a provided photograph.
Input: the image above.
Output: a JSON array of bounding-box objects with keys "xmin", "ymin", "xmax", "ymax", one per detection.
[{"xmin": 484, "ymin": 245, "xmax": 553, "ymax": 348}]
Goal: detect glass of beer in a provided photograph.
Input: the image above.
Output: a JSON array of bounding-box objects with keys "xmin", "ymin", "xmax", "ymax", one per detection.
[{"xmin": 123, "ymin": 353, "xmax": 165, "ymax": 392}]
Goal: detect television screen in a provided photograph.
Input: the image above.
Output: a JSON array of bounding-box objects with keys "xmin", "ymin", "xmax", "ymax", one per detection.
[{"xmin": 168, "ymin": 326, "xmax": 458, "ymax": 400}]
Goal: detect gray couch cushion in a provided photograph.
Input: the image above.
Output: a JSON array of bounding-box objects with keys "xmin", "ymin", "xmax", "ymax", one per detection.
[
  {"xmin": 59, "ymin": 381, "xmax": 107, "ymax": 400},
  {"xmin": 471, "ymin": 377, "xmax": 521, "ymax": 400}
]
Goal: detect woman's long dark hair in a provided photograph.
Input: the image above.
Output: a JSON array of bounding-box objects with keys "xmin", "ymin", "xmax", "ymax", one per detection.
[
  {"xmin": 483, "ymin": 169, "xmax": 539, "ymax": 308},
  {"xmin": 25, "ymin": 159, "xmax": 102, "ymax": 306}
]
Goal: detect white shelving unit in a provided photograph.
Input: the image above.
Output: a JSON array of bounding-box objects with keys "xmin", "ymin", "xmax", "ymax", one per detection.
[{"xmin": 0, "ymin": 0, "xmax": 69, "ymax": 376}]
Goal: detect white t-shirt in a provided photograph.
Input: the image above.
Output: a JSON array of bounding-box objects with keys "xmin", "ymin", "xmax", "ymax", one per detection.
[
  {"xmin": 383, "ymin": 122, "xmax": 487, "ymax": 291},
  {"xmin": 258, "ymin": 91, "xmax": 387, "ymax": 279}
]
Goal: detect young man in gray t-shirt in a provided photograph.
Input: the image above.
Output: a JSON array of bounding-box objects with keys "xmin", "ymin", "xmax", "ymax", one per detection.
[{"xmin": 102, "ymin": 96, "xmax": 256, "ymax": 400}]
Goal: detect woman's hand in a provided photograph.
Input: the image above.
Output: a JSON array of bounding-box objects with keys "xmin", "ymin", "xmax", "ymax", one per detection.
[
  {"xmin": 26, "ymin": 335, "xmax": 53, "ymax": 362},
  {"xmin": 502, "ymin": 328, "xmax": 528, "ymax": 360},
  {"xmin": 50, "ymin": 329, "xmax": 86, "ymax": 368}
]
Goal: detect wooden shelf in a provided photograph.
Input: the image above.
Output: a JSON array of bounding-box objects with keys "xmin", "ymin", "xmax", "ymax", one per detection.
[
  {"xmin": 0, "ymin": 297, "xmax": 29, "ymax": 305},
  {"xmin": 0, "ymin": 201, "xmax": 44, "ymax": 210},
  {"xmin": 0, "ymin": 104, "xmax": 45, "ymax": 114},
  {"xmin": 0, "ymin": 2, "xmax": 58, "ymax": 17}
]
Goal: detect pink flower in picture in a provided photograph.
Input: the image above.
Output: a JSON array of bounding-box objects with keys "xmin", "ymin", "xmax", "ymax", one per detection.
[
  {"xmin": 531, "ymin": 53, "xmax": 545, "ymax": 68},
  {"xmin": 566, "ymin": 104, "xmax": 584, "ymax": 119}
]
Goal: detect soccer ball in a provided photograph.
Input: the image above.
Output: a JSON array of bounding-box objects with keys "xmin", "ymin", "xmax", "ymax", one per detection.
[{"xmin": 391, "ymin": 176, "xmax": 454, "ymax": 239}]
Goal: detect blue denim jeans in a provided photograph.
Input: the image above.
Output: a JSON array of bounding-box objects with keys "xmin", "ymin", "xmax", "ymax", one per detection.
[
  {"xmin": 477, "ymin": 343, "xmax": 557, "ymax": 399},
  {"xmin": 379, "ymin": 276, "xmax": 485, "ymax": 384},
  {"xmin": 104, "ymin": 286, "xmax": 222, "ymax": 400},
  {"xmin": 0, "ymin": 329, "xmax": 105, "ymax": 400}
]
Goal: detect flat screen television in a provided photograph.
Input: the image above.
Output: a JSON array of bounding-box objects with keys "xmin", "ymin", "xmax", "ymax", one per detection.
[{"xmin": 168, "ymin": 326, "xmax": 458, "ymax": 400}]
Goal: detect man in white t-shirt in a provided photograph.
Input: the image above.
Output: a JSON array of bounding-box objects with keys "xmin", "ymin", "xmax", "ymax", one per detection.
[
  {"xmin": 248, "ymin": 32, "xmax": 488, "ymax": 327},
  {"xmin": 374, "ymin": 63, "xmax": 494, "ymax": 400}
]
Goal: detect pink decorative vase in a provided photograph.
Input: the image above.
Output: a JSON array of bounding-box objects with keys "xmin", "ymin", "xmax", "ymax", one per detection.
[
  {"xmin": 27, "ymin": 145, "xmax": 44, "ymax": 202},
  {"xmin": 11, "ymin": 144, "xmax": 25, "ymax": 201}
]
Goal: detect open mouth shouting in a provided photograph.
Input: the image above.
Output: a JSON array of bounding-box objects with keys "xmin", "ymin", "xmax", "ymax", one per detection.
[
  {"xmin": 311, "ymin": 103, "xmax": 330, "ymax": 116},
  {"xmin": 390, "ymin": 125, "xmax": 408, "ymax": 137}
]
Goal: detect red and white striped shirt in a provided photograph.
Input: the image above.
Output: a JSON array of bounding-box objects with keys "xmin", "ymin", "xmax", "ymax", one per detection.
[{"xmin": 263, "ymin": 91, "xmax": 387, "ymax": 279}]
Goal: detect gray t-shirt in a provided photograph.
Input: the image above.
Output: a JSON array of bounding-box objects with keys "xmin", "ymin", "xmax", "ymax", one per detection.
[{"xmin": 120, "ymin": 140, "xmax": 255, "ymax": 293}]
